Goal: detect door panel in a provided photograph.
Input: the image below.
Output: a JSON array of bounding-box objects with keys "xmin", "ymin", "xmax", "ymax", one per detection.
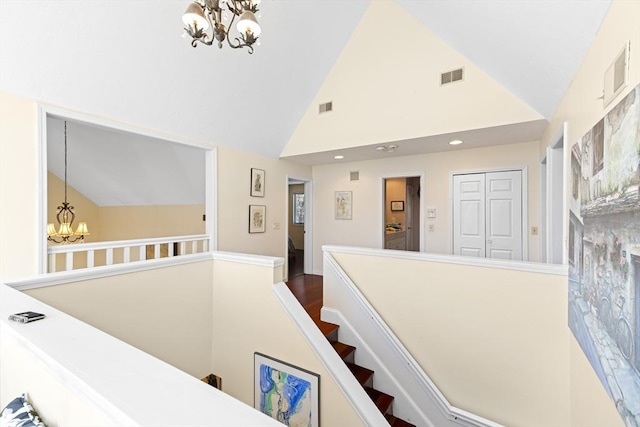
[
  {"xmin": 453, "ymin": 173, "xmax": 485, "ymax": 256},
  {"xmin": 453, "ymin": 170, "xmax": 523, "ymax": 260},
  {"xmin": 486, "ymin": 171, "xmax": 522, "ymax": 260}
]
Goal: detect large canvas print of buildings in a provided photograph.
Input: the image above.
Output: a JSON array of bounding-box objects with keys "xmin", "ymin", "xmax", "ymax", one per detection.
[{"xmin": 568, "ymin": 84, "xmax": 640, "ymax": 427}]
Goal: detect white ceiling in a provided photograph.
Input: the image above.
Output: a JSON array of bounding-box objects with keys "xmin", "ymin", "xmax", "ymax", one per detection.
[
  {"xmin": 0, "ymin": 0, "xmax": 612, "ymax": 204},
  {"xmin": 47, "ymin": 117, "xmax": 206, "ymax": 207}
]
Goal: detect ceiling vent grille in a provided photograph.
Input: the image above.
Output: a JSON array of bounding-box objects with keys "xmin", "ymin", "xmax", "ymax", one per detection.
[
  {"xmin": 441, "ymin": 68, "xmax": 464, "ymax": 86},
  {"xmin": 603, "ymin": 41, "xmax": 630, "ymax": 107},
  {"xmin": 319, "ymin": 101, "xmax": 333, "ymax": 114},
  {"xmin": 350, "ymin": 171, "xmax": 359, "ymax": 181}
]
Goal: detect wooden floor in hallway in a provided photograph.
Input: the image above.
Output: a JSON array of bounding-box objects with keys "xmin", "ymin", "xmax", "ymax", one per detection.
[{"xmin": 285, "ymin": 274, "xmax": 337, "ymax": 336}]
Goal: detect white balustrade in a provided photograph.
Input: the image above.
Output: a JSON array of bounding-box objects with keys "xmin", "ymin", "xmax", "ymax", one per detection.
[{"xmin": 47, "ymin": 234, "xmax": 211, "ymax": 273}]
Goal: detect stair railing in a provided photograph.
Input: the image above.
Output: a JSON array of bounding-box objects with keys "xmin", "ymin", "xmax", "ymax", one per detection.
[
  {"xmin": 322, "ymin": 249, "xmax": 504, "ymax": 427},
  {"xmin": 47, "ymin": 234, "xmax": 210, "ymax": 273},
  {"xmin": 273, "ymin": 282, "xmax": 390, "ymax": 426}
]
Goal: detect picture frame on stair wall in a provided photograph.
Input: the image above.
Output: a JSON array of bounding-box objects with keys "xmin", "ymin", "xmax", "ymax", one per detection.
[{"xmin": 254, "ymin": 352, "xmax": 320, "ymax": 426}]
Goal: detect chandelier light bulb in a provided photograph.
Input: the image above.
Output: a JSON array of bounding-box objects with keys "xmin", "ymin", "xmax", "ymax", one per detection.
[
  {"xmin": 182, "ymin": 2, "xmax": 210, "ymax": 31},
  {"xmin": 237, "ymin": 11, "xmax": 261, "ymax": 37}
]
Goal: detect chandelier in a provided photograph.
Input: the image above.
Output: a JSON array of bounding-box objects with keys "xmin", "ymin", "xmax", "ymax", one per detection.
[
  {"xmin": 182, "ymin": 0, "xmax": 262, "ymax": 54},
  {"xmin": 47, "ymin": 121, "xmax": 90, "ymax": 244}
]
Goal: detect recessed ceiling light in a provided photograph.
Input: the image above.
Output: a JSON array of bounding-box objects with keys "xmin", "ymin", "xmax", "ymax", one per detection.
[
  {"xmin": 376, "ymin": 146, "xmax": 386, "ymax": 151},
  {"xmin": 449, "ymin": 139, "xmax": 463, "ymax": 145},
  {"xmin": 334, "ymin": 155, "xmax": 344, "ymax": 160}
]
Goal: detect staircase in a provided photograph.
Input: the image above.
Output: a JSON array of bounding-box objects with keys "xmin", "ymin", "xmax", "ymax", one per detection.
[
  {"xmin": 319, "ymin": 319, "xmax": 416, "ymax": 427},
  {"xmin": 287, "ymin": 274, "xmax": 416, "ymax": 426}
]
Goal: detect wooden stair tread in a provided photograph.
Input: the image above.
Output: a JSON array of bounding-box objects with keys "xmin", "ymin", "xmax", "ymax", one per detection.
[
  {"xmin": 317, "ymin": 320, "xmax": 339, "ymax": 340},
  {"xmin": 331, "ymin": 341, "xmax": 356, "ymax": 360},
  {"xmin": 385, "ymin": 414, "xmax": 416, "ymax": 427},
  {"xmin": 345, "ymin": 362, "xmax": 374, "ymax": 386},
  {"xmin": 364, "ymin": 386, "xmax": 394, "ymax": 414}
]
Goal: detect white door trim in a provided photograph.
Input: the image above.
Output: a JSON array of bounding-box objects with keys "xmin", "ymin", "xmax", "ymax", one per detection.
[
  {"xmin": 546, "ymin": 122, "xmax": 567, "ymax": 265},
  {"xmin": 285, "ymin": 175, "xmax": 313, "ymax": 280},
  {"xmin": 449, "ymin": 166, "xmax": 528, "ymax": 260}
]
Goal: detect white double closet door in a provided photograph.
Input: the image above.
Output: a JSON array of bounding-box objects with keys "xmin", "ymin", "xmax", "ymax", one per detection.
[{"xmin": 453, "ymin": 170, "xmax": 523, "ymax": 260}]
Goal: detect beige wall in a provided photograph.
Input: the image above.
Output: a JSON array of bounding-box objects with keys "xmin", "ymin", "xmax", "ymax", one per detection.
[
  {"xmin": 288, "ymin": 183, "xmax": 305, "ymax": 249},
  {"xmin": 98, "ymin": 204, "xmax": 205, "ymax": 240},
  {"xmin": 48, "ymin": 172, "xmax": 205, "ymax": 242},
  {"xmin": 329, "ymin": 251, "xmax": 571, "ymax": 426},
  {"xmin": 312, "ymin": 140, "xmax": 541, "ymax": 273},
  {"xmin": 26, "ymin": 261, "xmax": 214, "ymax": 379},
  {"xmin": 0, "ymin": 93, "xmax": 40, "ymax": 281},
  {"xmin": 538, "ymin": 1, "xmax": 640, "ymax": 425},
  {"xmin": 211, "ymin": 258, "xmax": 364, "ymax": 427},
  {"xmin": 283, "ymin": 0, "xmax": 543, "ymax": 157},
  {"xmin": 216, "ymin": 145, "xmax": 311, "ymax": 259}
]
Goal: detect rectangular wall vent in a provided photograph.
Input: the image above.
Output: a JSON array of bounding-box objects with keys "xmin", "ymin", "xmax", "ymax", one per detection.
[
  {"xmin": 319, "ymin": 101, "xmax": 333, "ymax": 114},
  {"xmin": 350, "ymin": 171, "xmax": 359, "ymax": 181},
  {"xmin": 441, "ymin": 68, "xmax": 464, "ymax": 86},
  {"xmin": 603, "ymin": 41, "xmax": 630, "ymax": 107}
]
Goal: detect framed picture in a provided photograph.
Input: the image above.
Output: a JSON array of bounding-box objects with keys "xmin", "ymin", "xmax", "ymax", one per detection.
[
  {"xmin": 391, "ymin": 201, "xmax": 404, "ymax": 211},
  {"xmin": 293, "ymin": 193, "xmax": 305, "ymax": 225},
  {"xmin": 334, "ymin": 191, "xmax": 352, "ymax": 220},
  {"xmin": 251, "ymin": 168, "xmax": 265, "ymax": 197},
  {"xmin": 249, "ymin": 205, "xmax": 266, "ymax": 233},
  {"xmin": 254, "ymin": 352, "xmax": 320, "ymax": 427}
]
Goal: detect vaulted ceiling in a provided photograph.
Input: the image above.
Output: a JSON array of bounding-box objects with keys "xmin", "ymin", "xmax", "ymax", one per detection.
[{"xmin": 0, "ymin": 0, "xmax": 612, "ymax": 205}]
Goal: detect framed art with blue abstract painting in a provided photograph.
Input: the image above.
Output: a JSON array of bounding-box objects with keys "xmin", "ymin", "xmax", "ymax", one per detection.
[{"xmin": 254, "ymin": 352, "xmax": 320, "ymax": 427}]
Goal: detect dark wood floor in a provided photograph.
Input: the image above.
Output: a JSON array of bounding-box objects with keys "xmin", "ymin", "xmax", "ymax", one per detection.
[{"xmin": 286, "ymin": 273, "xmax": 323, "ymax": 321}]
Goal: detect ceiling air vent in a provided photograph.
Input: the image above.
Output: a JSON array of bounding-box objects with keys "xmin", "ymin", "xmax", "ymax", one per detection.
[
  {"xmin": 441, "ymin": 68, "xmax": 464, "ymax": 86},
  {"xmin": 603, "ymin": 41, "xmax": 630, "ymax": 107},
  {"xmin": 319, "ymin": 101, "xmax": 333, "ymax": 114},
  {"xmin": 350, "ymin": 171, "xmax": 359, "ymax": 181}
]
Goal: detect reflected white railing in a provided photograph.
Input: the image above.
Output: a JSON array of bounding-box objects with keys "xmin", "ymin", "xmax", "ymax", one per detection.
[{"xmin": 47, "ymin": 234, "xmax": 210, "ymax": 273}]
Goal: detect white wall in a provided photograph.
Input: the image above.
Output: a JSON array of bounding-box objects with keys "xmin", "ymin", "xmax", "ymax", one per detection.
[
  {"xmin": 26, "ymin": 261, "xmax": 214, "ymax": 378},
  {"xmin": 0, "ymin": 92, "xmax": 39, "ymax": 280},
  {"xmin": 1, "ymin": 328, "xmax": 111, "ymax": 426},
  {"xmin": 537, "ymin": 1, "xmax": 640, "ymax": 424},
  {"xmin": 312, "ymin": 140, "xmax": 541, "ymax": 273}
]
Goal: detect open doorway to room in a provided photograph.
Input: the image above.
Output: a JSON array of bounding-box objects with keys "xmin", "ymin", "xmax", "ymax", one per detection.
[
  {"xmin": 382, "ymin": 176, "xmax": 421, "ymax": 252},
  {"xmin": 287, "ymin": 177, "xmax": 312, "ymax": 279}
]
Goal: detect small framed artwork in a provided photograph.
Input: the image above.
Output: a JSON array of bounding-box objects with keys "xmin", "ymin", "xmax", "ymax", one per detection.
[
  {"xmin": 249, "ymin": 205, "xmax": 266, "ymax": 233},
  {"xmin": 254, "ymin": 352, "xmax": 320, "ymax": 427},
  {"xmin": 251, "ymin": 168, "xmax": 265, "ymax": 197},
  {"xmin": 391, "ymin": 201, "xmax": 404, "ymax": 211},
  {"xmin": 334, "ymin": 191, "xmax": 352, "ymax": 220}
]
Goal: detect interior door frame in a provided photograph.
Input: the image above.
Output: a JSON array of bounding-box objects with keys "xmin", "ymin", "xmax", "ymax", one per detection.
[
  {"xmin": 379, "ymin": 172, "xmax": 425, "ymax": 252},
  {"xmin": 449, "ymin": 166, "xmax": 528, "ymax": 260},
  {"xmin": 546, "ymin": 123, "xmax": 568, "ymax": 265},
  {"xmin": 540, "ymin": 153, "xmax": 548, "ymax": 262},
  {"xmin": 285, "ymin": 175, "xmax": 312, "ymax": 280}
]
